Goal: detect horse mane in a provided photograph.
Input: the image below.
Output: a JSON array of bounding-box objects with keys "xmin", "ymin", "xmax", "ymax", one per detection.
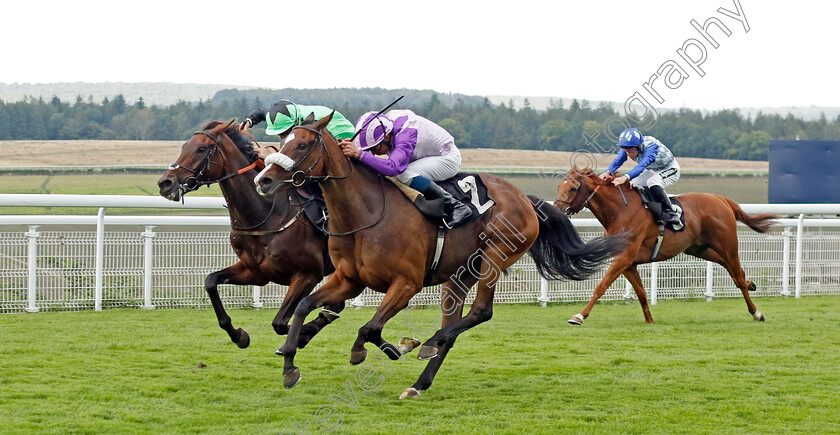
[
  {"xmin": 569, "ymin": 165, "xmax": 609, "ymax": 186},
  {"xmin": 199, "ymin": 120, "xmax": 260, "ymax": 163}
]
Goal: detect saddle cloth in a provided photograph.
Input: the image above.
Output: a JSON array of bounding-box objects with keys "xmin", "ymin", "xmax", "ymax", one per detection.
[
  {"xmin": 636, "ymin": 187, "xmax": 686, "ymax": 232},
  {"xmin": 390, "ymin": 173, "xmax": 495, "ymax": 229}
]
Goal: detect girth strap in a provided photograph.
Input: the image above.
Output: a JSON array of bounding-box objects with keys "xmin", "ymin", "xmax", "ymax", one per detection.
[
  {"xmin": 650, "ymin": 224, "xmax": 666, "ymax": 262},
  {"xmin": 424, "ymin": 226, "xmax": 447, "ymax": 286}
]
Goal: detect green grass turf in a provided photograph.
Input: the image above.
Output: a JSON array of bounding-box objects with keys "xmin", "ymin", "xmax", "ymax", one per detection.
[{"xmin": 2, "ymin": 296, "xmax": 838, "ymax": 434}]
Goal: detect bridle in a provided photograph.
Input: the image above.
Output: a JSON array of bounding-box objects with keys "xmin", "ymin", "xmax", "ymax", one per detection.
[
  {"xmin": 270, "ymin": 124, "xmax": 385, "ymax": 236},
  {"xmin": 271, "ymin": 125, "xmax": 353, "ymax": 187},
  {"xmin": 555, "ymin": 177, "xmax": 600, "ymax": 216},
  {"xmin": 168, "ymin": 130, "xmax": 258, "ymax": 195}
]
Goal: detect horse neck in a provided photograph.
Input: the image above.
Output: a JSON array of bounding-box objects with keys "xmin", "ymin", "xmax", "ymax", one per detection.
[
  {"xmin": 216, "ymin": 151, "xmax": 279, "ymax": 228},
  {"xmin": 585, "ymin": 179, "xmax": 640, "ymax": 227},
  {"xmin": 318, "ymin": 142, "xmax": 390, "ymax": 232}
]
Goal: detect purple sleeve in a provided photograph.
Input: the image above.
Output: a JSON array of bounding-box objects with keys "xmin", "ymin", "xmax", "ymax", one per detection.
[
  {"xmin": 357, "ymin": 128, "xmax": 417, "ymax": 176},
  {"xmin": 626, "ymin": 143, "xmax": 658, "ymax": 179}
]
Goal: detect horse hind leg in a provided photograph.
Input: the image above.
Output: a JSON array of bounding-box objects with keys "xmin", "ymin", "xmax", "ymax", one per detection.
[
  {"xmin": 401, "ymin": 279, "xmax": 471, "ymax": 399},
  {"xmin": 697, "ymin": 247, "xmax": 764, "ymax": 321}
]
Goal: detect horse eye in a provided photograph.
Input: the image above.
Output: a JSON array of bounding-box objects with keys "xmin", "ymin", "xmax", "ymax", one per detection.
[
  {"xmin": 197, "ymin": 146, "xmax": 207, "ymax": 153},
  {"xmin": 296, "ymin": 142, "xmax": 307, "ymax": 150},
  {"xmin": 570, "ymin": 187, "xmax": 577, "ymax": 192}
]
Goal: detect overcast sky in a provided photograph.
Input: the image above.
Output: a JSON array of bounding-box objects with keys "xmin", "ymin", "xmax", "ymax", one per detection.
[{"xmin": 2, "ymin": 0, "xmax": 836, "ymax": 110}]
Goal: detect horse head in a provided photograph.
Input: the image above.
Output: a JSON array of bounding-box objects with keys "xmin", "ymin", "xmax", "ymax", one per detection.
[
  {"xmin": 553, "ymin": 166, "xmax": 605, "ymax": 216},
  {"xmin": 254, "ymin": 112, "xmax": 341, "ymax": 197},
  {"xmin": 158, "ymin": 120, "xmax": 258, "ymax": 201}
]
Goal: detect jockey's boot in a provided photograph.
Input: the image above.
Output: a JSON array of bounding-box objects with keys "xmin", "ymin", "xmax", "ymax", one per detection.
[
  {"xmin": 649, "ymin": 185, "xmax": 681, "ymax": 225},
  {"xmin": 423, "ymin": 181, "xmax": 472, "ymax": 228}
]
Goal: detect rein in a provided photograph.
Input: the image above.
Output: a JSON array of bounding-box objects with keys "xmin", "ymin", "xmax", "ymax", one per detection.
[
  {"xmin": 272, "ymin": 125, "xmax": 353, "ymax": 187},
  {"xmin": 273, "ymin": 124, "xmax": 385, "ymax": 236},
  {"xmin": 170, "ymin": 128, "xmax": 299, "ymax": 233},
  {"xmin": 169, "ymin": 131, "xmax": 260, "ymax": 194}
]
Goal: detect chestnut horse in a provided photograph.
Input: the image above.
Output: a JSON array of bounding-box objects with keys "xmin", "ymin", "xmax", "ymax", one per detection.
[
  {"xmin": 554, "ymin": 166, "xmax": 777, "ymax": 325},
  {"xmin": 253, "ymin": 114, "xmax": 626, "ymax": 398},
  {"xmin": 158, "ymin": 120, "xmax": 341, "ymax": 351}
]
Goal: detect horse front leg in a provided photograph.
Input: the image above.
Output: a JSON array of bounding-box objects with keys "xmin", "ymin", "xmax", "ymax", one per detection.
[
  {"xmin": 350, "ymin": 277, "xmax": 418, "ymax": 365},
  {"xmin": 570, "ymin": 256, "xmax": 633, "ymax": 325},
  {"xmin": 205, "ymin": 262, "xmax": 265, "ymax": 348},
  {"xmin": 280, "ymin": 274, "xmax": 364, "ymax": 389},
  {"xmin": 623, "ymin": 265, "xmax": 654, "ymax": 323}
]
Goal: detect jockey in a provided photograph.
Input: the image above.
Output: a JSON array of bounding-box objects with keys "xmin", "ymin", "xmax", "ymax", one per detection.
[
  {"xmin": 240, "ymin": 99, "xmax": 355, "ymax": 159},
  {"xmin": 600, "ymin": 127, "xmax": 682, "ymax": 225},
  {"xmin": 338, "ymin": 109, "xmax": 472, "ymax": 227}
]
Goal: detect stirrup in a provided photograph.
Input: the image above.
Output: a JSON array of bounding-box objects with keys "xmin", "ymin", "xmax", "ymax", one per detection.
[
  {"xmin": 661, "ymin": 211, "xmax": 681, "ymax": 225},
  {"xmin": 443, "ymin": 202, "xmax": 472, "ymax": 229}
]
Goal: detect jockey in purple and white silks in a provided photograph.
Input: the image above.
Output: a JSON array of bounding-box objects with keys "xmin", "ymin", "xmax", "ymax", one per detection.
[
  {"xmin": 338, "ymin": 109, "xmax": 472, "ymax": 227},
  {"xmin": 600, "ymin": 127, "xmax": 682, "ymax": 225}
]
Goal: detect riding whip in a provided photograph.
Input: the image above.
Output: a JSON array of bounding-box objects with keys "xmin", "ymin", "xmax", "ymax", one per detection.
[{"xmin": 349, "ymin": 95, "xmax": 405, "ymax": 142}]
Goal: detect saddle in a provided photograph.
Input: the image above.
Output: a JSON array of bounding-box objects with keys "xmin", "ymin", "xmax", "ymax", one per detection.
[
  {"xmin": 636, "ymin": 187, "xmax": 686, "ymax": 232},
  {"xmin": 389, "ymin": 173, "xmax": 495, "ymax": 229},
  {"xmin": 293, "ymin": 184, "xmax": 330, "ymax": 236}
]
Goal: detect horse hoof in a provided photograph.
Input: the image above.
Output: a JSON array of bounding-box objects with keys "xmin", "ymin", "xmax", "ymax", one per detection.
[
  {"xmin": 753, "ymin": 311, "xmax": 765, "ymax": 321},
  {"xmin": 399, "ymin": 387, "xmax": 421, "ymax": 400},
  {"xmin": 380, "ymin": 343, "xmax": 402, "ymax": 361},
  {"xmin": 275, "ymin": 347, "xmax": 283, "ymax": 356},
  {"xmin": 350, "ymin": 348, "xmax": 367, "ymax": 365},
  {"xmin": 568, "ymin": 313, "xmax": 584, "ymax": 325},
  {"xmin": 235, "ymin": 328, "xmax": 250, "ymax": 348},
  {"xmin": 397, "ymin": 337, "xmax": 421, "ymax": 355},
  {"xmin": 284, "ymin": 367, "xmax": 301, "ymax": 389},
  {"xmin": 748, "ymin": 281, "xmax": 757, "ymax": 292},
  {"xmin": 417, "ymin": 345, "xmax": 439, "ymax": 360}
]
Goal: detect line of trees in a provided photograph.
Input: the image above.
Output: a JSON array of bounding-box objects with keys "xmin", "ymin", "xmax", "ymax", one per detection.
[{"xmin": 2, "ymin": 90, "xmax": 839, "ymax": 161}]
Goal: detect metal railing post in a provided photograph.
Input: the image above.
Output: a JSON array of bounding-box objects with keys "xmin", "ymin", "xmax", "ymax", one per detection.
[
  {"xmin": 795, "ymin": 214, "xmax": 804, "ymax": 298},
  {"xmin": 624, "ymin": 279, "xmax": 633, "ymax": 303},
  {"xmin": 252, "ymin": 286, "xmax": 263, "ymax": 309},
  {"xmin": 95, "ymin": 207, "xmax": 106, "ymax": 311},
  {"xmin": 141, "ymin": 226, "xmax": 156, "ymax": 309},
  {"xmin": 25, "ymin": 225, "xmax": 40, "ymax": 313},
  {"xmin": 704, "ymin": 261, "xmax": 715, "ymax": 301},
  {"xmin": 781, "ymin": 227, "xmax": 792, "ymax": 296},
  {"xmin": 351, "ymin": 293, "xmax": 364, "ymax": 308},
  {"xmin": 538, "ymin": 277, "xmax": 550, "ymax": 307},
  {"xmin": 650, "ymin": 263, "xmax": 658, "ymax": 305}
]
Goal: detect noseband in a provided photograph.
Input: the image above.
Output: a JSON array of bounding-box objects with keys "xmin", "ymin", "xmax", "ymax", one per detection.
[
  {"xmin": 272, "ymin": 125, "xmax": 351, "ymax": 187},
  {"xmin": 555, "ymin": 178, "xmax": 600, "ymax": 216},
  {"xmin": 168, "ymin": 130, "xmax": 258, "ymax": 194}
]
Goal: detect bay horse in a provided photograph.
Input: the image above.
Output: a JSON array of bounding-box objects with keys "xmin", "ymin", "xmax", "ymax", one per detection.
[
  {"xmin": 253, "ymin": 114, "xmax": 626, "ymax": 398},
  {"xmin": 157, "ymin": 120, "xmax": 342, "ymax": 351},
  {"xmin": 554, "ymin": 166, "xmax": 777, "ymax": 325}
]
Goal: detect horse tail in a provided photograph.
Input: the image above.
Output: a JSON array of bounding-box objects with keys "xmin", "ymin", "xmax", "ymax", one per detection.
[
  {"xmin": 525, "ymin": 195, "xmax": 628, "ymax": 281},
  {"xmin": 721, "ymin": 196, "xmax": 778, "ymax": 233}
]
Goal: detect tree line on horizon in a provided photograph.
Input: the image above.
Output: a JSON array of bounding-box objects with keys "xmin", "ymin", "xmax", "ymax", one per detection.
[{"xmin": 1, "ymin": 89, "xmax": 839, "ymax": 161}]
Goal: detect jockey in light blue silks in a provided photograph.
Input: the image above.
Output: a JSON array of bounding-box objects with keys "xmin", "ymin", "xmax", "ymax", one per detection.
[
  {"xmin": 600, "ymin": 127, "xmax": 682, "ymax": 225},
  {"xmin": 338, "ymin": 109, "xmax": 472, "ymax": 227}
]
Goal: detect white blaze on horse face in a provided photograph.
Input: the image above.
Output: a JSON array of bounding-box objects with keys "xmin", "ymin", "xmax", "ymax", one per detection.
[
  {"xmin": 264, "ymin": 152, "xmax": 296, "ymax": 171},
  {"xmin": 255, "ymin": 163, "xmax": 275, "ymax": 187}
]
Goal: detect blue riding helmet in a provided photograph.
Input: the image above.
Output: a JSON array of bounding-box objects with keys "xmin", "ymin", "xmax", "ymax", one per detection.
[{"xmin": 616, "ymin": 128, "xmax": 643, "ymax": 148}]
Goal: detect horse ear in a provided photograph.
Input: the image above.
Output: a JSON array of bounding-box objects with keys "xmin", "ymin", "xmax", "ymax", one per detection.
[
  {"xmin": 313, "ymin": 111, "xmax": 333, "ymax": 131},
  {"xmin": 210, "ymin": 119, "xmax": 235, "ymax": 135},
  {"xmin": 304, "ymin": 112, "xmax": 315, "ymax": 122}
]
